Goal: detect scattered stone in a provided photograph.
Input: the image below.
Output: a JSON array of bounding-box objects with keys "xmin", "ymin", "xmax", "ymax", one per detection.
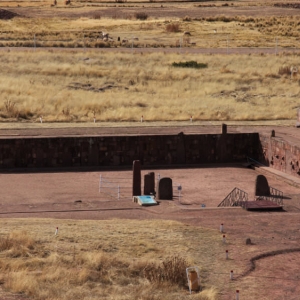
[
  {"xmin": 68, "ymin": 82, "xmax": 122, "ymax": 92},
  {"xmin": 246, "ymin": 238, "xmax": 252, "ymax": 245}
]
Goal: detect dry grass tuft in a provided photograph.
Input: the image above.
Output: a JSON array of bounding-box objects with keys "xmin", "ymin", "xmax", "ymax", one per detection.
[
  {"xmin": 144, "ymin": 256, "xmax": 188, "ymax": 286},
  {"xmin": 166, "ymin": 23, "xmax": 181, "ymax": 33}
]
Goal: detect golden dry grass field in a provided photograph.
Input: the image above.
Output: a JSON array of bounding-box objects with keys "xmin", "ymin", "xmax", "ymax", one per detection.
[
  {"xmin": 1, "ymin": 1, "xmax": 300, "ymax": 123},
  {"xmin": 0, "ymin": 49, "xmax": 300, "ymax": 123},
  {"xmin": 0, "ymin": 219, "xmax": 221, "ymax": 300}
]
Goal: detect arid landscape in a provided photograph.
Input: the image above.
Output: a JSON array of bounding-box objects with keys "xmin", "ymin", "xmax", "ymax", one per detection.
[{"xmin": 1, "ymin": 1, "xmax": 300, "ymax": 299}]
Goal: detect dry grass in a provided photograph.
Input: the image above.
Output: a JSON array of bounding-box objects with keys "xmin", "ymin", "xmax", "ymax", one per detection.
[
  {"xmin": 0, "ymin": 219, "xmax": 222, "ymax": 300},
  {"xmin": 2, "ymin": 14, "xmax": 300, "ymax": 49},
  {"xmin": 0, "ymin": 49, "xmax": 299, "ymax": 122},
  {"xmin": 1, "ymin": 7, "xmax": 300, "ymax": 123}
]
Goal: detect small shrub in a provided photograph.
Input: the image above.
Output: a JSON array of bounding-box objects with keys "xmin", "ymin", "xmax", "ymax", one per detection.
[
  {"xmin": 143, "ymin": 256, "xmax": 188, "ymax": 286},
  {"xmin": 166, "ymin": 23, "xmax": 180, "ymax": 33},
  {"xmin": 4, "ymin": 99, "xmax": 18, "ymax": 118},
  {"xmin": 93, "ymin": 13, "xmax": 101, "ymax": 19},
  {"xmin": 172, "ymin": 61, "xmax": 208, "ymax": 69},
  {"xmin": 278, "ymin": 66, "xmax": 291, "ymax": 76},
  {"xmin": 182, "ymin": 15, "xmax": 191, "ymax": 22},
  {"xmin": 135, "ymin": 12, "xmax": 148, "ymax": 20}
]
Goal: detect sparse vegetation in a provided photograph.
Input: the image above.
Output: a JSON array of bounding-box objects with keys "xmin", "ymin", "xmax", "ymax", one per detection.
[
  {"xmin": 172, "ymin": 61, "xmax": 207, "ymax": 69},
  {"xmin": 0, "ymin": 50, "xmax": 299, "ymax": 122},
  {"xmin": 0, "ymin": 219, "xmax": 221, "ymax": 300},
  {"xmin": 166, "ymin": 23, "xmax": 181, "ymax": 33},
  {"xmin": 135, "ymin": 12, "xmax": 148, "ymax": 20}
]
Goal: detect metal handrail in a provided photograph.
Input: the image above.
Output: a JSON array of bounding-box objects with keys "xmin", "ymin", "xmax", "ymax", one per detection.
[
  {"xmin": 218, "ymin": 187, "xmax": 248, "ymax": 207},
  {"xmin": 256, "ymin": 186, "xmax": 283, "ymax": 206}
]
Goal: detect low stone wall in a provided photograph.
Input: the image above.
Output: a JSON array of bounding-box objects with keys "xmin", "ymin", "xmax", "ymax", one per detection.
[{"xmin": 0, "ymin": 132, "xmax": 261, "ymax": 170}]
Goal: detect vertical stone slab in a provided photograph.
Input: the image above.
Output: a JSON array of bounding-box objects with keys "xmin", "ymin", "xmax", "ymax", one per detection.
[
  {"xmin": 271, "ymin": 130, "xmax": 275, "ymax": 138},
  {"xmin": 255, "ymin": 175, "xmax": 270, "ymax": 197},
  {"xmin": 149, "ymin": 172, "xmax": 155, "ymax": 194},
  {"xmin": 132, "ymin": 160, "xmax": 141, "ymax": 196},
  {"xmin": 144, "ymin": 172, "xmax": 155, "ymax": 195},
  {"xmin": 297, "ymin": 108, "xmax": 300, "ymax": 127},
  {"xmin": 222, "ymin": 123, "xmax": 227, "ymax": 135},
  {"xmin": 158, "ymin": 177, "xmax": 173, "ymax": 200}
]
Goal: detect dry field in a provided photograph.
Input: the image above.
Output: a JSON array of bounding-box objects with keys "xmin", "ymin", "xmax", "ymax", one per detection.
[
  {"xmin": 0, "ymin": 50, "xmax": 300, "ymax": 123},
  {"xmin": 1, "ymin": 1, "xmax": 300, "ymax": 123}
]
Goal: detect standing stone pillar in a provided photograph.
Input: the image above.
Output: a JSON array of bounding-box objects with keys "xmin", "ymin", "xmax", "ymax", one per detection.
[
  {"xmin": 144, "ymin": 172, "xmax": 155, "ymax": 195},
  {"xmin": 132, "ymin": 160, "xmax": 141, "ymax": 196},
  {"xmin": 271, "ymin": 130, "xmax": 275, "ymax": 138},
  {"xmin": 221, "ymin": 123, "xmax": 227, "ymax": 135}
]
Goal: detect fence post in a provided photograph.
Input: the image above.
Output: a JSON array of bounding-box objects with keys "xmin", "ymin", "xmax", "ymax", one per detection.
[
  {"xmin": 118, "ymin": 185, "xmax": 120, "ymax": 200},
  {"xmin": 99, "ymin": 175, "xmax": 102, "ymax": 193}
]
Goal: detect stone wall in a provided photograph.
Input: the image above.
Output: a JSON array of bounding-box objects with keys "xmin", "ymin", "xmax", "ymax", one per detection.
[
  {"xmin": 259, "ymin": 134, "xmax": 300, "ymax": 177},
  {"xmin": 0, "ymin": 132, "xmax": 261, "ymax": 170}
]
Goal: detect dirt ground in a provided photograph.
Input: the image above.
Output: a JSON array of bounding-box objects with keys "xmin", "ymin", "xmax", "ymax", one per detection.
[{"xmin": 0, "ymin": 163, "xmax": 300, "ymax": 299}]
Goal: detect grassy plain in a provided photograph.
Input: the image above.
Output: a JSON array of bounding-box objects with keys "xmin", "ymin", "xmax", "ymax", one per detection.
[
  {"xmin": 1, "ymin": 8, "xmax": 300, "ymax": 123},
  {"xmin": 0, "ymin": 49, "xmax": 300, "ymax": 122}
]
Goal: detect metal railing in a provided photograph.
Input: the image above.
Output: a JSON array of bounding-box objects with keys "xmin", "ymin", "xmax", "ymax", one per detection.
[
  {"xmin": 218, "ymin": 187, "xmax": 248, "ymax": 208},
  {"xmin": 255, "ymin": 186, "xmax": 283, "ymax": 206},
  {"xmin": 99, "ymin": 175, "xmax": 131, "ymax": 201}
]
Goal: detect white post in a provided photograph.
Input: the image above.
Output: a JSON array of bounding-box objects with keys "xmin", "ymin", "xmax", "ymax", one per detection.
[
  {"xmin": 99, "ymin": 175, "xmax": 102, "ymax": 193},
  {"xmin": 230, "ymin": 270, "xmax": 233, "ymax": 280},
  {"xmin": 118, "ymin": 185, "xmax": 120, "ymax": 200},
  {"xmin": 178, "ymin": 184, "xmax": 182, "ymax": 201},
  {"xmin": 141, "ymin": 115, "xmax": 143, "ymax": 123},
  {"xmin": 236, "ymin": 290, "xmax": 239, "ymax": 300},
  {"xmin": 226, "ymin": 250, "xmax": 229, "ymax": 260},
  {"xmin": 190, "ymin": 115, "xmax": 193, "ymax": 123},
  {"xmin": 55, "ymin": 227, "xmax": 58, "ymax": 235},
  {"xmin": 220, "ymin": 223, "xmax": 224, "ymax": 233},
  {"xmin": 39, "ymin": 116, "xmax": 43, "ymax": 123},
  {"xmin": 94, "ymin": 117, "xmax": 96, "ymax": 123},
  {"xmin": 223, "ymin": 235, "xmax": 226, "ymax": 244},
  {"xmin": 227, "ymin": 36, "xmax": 229, "ymax": 54}
]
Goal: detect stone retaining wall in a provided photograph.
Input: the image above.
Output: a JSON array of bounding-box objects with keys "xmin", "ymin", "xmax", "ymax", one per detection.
[
  {"xmin": 259, "ymin": 134, "xmax": 300, "ymax": 177},
  {"xmin": 0, "ymin": 132, "xmax": 261, "ymax": 169}
]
